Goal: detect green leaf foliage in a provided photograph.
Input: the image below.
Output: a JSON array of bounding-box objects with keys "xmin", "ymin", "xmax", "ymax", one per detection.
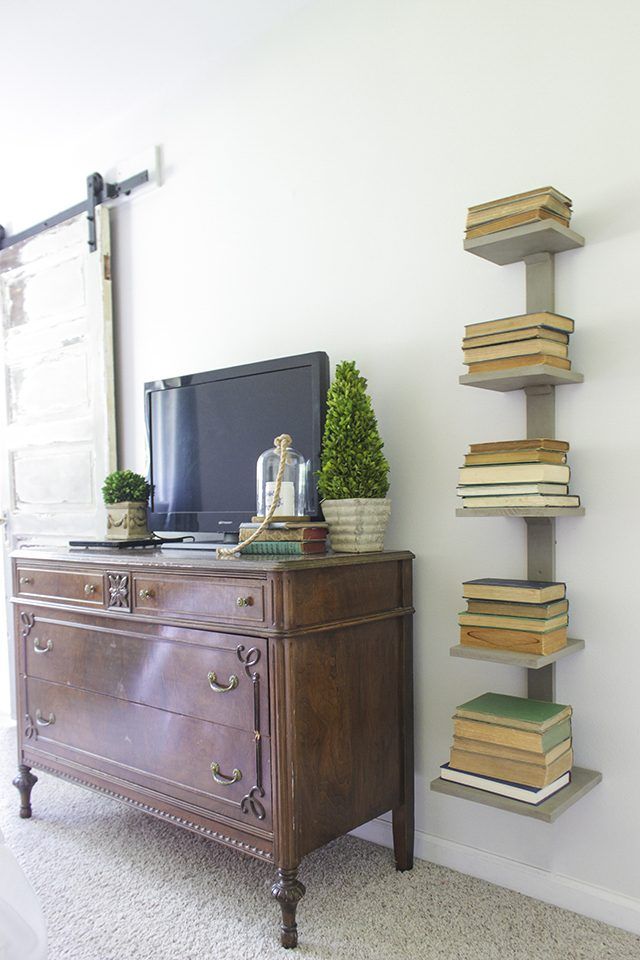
[
  {"xmin": 102, "ymin": 470, "xmax": 151, "ymax": 505},
  {"xmin": 317, "ymin": 360, "xmax": 390, "ymax": 500}
]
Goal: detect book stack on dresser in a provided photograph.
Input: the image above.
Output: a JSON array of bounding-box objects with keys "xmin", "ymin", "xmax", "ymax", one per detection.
[
  {"xmin": 238, "ymin": 520, "xmax": 329, "ymax": 555},
  {"xmin": 462, "ymin": 311, "xmax": 575, "ymax": 376},
  {"xmin": 464, "ymin": 186, "xmax": 572, "ymax": 241},
  {"xmin": 440, "ymin": 692, "xmax": 573, "ymax": 805},
  {"xmin": 457, "ymin": 438, "xmax": 580, "ymax": 509},
  {"xmin": 459, "ymin": 578, "xmax": 568, "ymax": 656}
]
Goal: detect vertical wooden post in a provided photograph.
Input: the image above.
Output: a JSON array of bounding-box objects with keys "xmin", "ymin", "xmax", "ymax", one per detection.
[
  {"xmin": 524, "ymin": 252, "xmax": 555, "ymax": 313},
  {"xmin": 524, "ymin": 254, "xmax": 557, "ymax": 702}
]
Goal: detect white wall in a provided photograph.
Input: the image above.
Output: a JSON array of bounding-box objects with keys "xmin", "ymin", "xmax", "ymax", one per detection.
[{"xmin": 2, "ymin": 0, "xmax": 639, "ymax": 932}]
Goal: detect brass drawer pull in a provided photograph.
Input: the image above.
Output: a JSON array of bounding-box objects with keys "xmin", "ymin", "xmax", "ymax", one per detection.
[
  {"xmin": 33, "ymin": 637, "xmax": 53, "ymax": 654},
  {"xmin": 210, "ymin": 762, "xmax": 242, "ymax": 785},
  {"xmin": 84, "ymin": 583, "xmax": 97, "ymax": 596},
  {"xmin": 138, "ymin": 588, "xmax": 155, "ymax": 600},
  {"xmin": 236, "ymin": 596, "xmax": 253, "ymax": 607},
  {"xmin": 35, "ymin": 709, "xmax": 55, "ymax": 727},
  {"xmin": 207, "ymin": 671, "xmax": 239, "ymax": 693},
  {"xmin": 20, "ymin": 576, "xmax": 34, "ymax": 586}
]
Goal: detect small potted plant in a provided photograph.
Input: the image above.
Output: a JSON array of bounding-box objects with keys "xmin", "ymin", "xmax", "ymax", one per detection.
[
  {"xmin": 102, "ymin": 470, "xmax": 151, "ymax": 541},
  {"xmin": 317, "ymin": 360, "xmax": 391, "ymax": 552}
]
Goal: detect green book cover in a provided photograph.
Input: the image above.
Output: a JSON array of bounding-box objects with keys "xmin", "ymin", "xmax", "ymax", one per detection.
[
  {"xmin": 540, "ymin": 719, "xmax": 573, "ymax": 752},
  {"xmin": 456, "ymin": 692, "xmax": 571, "ymax": 731},
  {"xmin": 239, "ymin": 540, "xmax": 325, "ymax": 555}
]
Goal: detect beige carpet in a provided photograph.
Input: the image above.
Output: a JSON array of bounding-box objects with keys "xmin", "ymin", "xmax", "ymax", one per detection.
[{"xmin": 1, "ymin": 726, "xmax": 637, "ymax": 960}]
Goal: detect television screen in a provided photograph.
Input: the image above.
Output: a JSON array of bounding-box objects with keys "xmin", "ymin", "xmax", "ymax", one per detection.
[{"xmin": 145, "ymin": 352, "xmax": 329, "ymax": 535}]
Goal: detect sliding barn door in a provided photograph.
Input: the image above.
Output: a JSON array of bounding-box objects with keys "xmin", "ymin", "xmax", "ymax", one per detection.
[
  {"xmin": 0, "ymin": 206, "xmax": 116, "ymax": 712},
  {"xmin": 0, "ymin": 206, "xmax": 116, "ymax": 544}
]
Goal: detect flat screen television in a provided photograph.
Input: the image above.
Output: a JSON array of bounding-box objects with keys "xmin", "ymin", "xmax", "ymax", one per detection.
[{"xmin": 144, "ymin": 351, "xmax": 329, "ymax": 538}]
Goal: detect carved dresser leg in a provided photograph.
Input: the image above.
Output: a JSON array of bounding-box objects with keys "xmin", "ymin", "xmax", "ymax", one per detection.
[
  {"xmin": 13, "ymin": 765, "xmax": 38, "ymax": 819},
  {"xmin": 271, "ymin": 867, "xmax": 306, "ymax": 948}
]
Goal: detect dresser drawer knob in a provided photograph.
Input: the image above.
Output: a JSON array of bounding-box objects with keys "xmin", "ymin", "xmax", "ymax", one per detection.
[
  {"xmin": 210, "ymin": 762, "xmax": 242, "ymax": 786},
  {"xmin": 19, "ymin": 576, "xmax": 34, "ymax": 586},
  {"xmin": 84, "ymin": 583, "xmax": 97, "ymax": 596},
  {"xmin": 35, "ymin": 709, "xmax": 55, "ymax": 727},
  {"xmin": 33, "ymin": 637, "xmax": 53, "ymax": 654},
  {"xmin": 236, "ymin": 596, "xmax": 253, "ymax": 607},
  {"xmin": 207, "ymin": 671, "xmax": 239, "ymax": 693},
  {"xmin": 138, "ymin": 588, "xmax": 155, "ymax": 600}
]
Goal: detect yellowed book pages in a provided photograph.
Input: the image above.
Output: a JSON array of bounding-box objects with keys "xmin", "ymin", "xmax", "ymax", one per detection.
[
  {"xmin": 467, "ymin": 354, "xmax": 571, "ymax": 374},
  {"xmin": 452, "ymin": 717, "xmax": 569, "ymax": 753},
  {"xmin": 464, "ymin": 450, "xmax": 567, "ymax": 466},
  {"xmin": 466, "ymin": 194, "xmax": 571, "ymax": 228},
  {"xmin": 463, "ymin": 338, "xmax": 568, "ymax": 363},
  {"xmin": 468, "ymin": 438, "xmax": 569, "ymax": 453},
  {"xmin": 462, "ymin": 326, "xmax": 569, "ymax": 348},
  {"xmin": 468, "ymin": 186, "xmax": 572, "ymax": 213},
  {"xmin": 452, "ymin": 736, "xmax": 572, "ymax": 767},
  {"xmin": 465, "ymin": 208, "xmax": 569, "ymax": 240},
  {"xmin": 449, "ymin": 747, "xmax": 573, "ymax": 789},
  {"xmin": 460, "ymin": 625, "xmax": 567, "ymax": 656},
  {"xmin": 464, "ymin": 312, "xmax": 574, "ymax": 338},
  {"xmin": 465, "ymin": 598, "xmax": 568, "ymax": 618}
]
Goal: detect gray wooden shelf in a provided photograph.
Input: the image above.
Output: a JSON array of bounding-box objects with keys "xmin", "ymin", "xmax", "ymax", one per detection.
[
  {"xmin": 460, "ymin": 365, "xmax": 584, "ymax": 393},
  {"xmin": 464, "ymin": 220, "xmax": 585, "ymax": 266},
  {"xmin": 450, "ymin": 636, "xmax": 584, "ymax": 669},
  {"xmin": 430, "ymin": 767, "xmax": 602, "ymax": 823},
  {"xmin": 456, "ymin": 506, "xmax": 585, "ymax": 518}
]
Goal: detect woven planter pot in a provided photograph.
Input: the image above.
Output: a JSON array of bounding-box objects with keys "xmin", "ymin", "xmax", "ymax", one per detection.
[
  {"xmin": 105, "ymin": 501, "xmax": 150, "ymax": 541},
  {"xmin": 321, "ymin": 498, "xmax": 391, "ymax": 553}
]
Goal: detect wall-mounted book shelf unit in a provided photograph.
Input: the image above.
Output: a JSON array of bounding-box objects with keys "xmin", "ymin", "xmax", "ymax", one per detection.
[{"xmin": 430, "ymin": 217, "xmax": 602, "ymax": 819}]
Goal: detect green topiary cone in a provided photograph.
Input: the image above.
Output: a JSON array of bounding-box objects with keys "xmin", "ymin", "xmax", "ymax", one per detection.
[{"xmin": 317, "ymin": 360, "xmax": 390, "ymax": 501}]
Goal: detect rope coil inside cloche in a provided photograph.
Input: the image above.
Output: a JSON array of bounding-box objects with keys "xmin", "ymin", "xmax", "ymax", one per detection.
[{"xmin": 218, "ymin": 434, "xmax": 292, "ymax": 559}]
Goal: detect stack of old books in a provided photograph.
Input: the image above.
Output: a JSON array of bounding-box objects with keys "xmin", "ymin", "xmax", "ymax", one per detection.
[
  {"xmin": 440, "ymin": 692, "xmax": 573, "ymax": 805},
  {"xmin": 462, "ymin": 311, "xmax": 575, "ymax": 375},
  {"xmin": 459, "ymin": 578, "xmax": 568, "ymax": 656},
  {"xmin": 464, "ymin": 186, "xmax": 572, "ymax": 241},
  {"xmin": 457, "ymin": 438, "xmax": 580, "ymax": 509},
  {"xmin": 238, "ymin": 520, "xmax": 329, "ymax": 555}
]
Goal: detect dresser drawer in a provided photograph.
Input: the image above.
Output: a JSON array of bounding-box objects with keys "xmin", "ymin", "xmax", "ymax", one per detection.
[
  {"xmin": 132, "ymin": 573, "xmax": 267, "ymax": 625},
  {"xmin": 24, "ymin": 677, "xmax": 272, "ymax": 829},
  {"xmin": 16, "ymin": 565, "xmax": 105, "ymax": 608},
  {"xmin": 19, "ymin": 610, "xmax": 267, "ymax": 734}
]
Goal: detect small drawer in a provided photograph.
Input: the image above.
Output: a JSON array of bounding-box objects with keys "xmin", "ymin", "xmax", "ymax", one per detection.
[
  {"xmin": 132, "ymin": 574, "xmax": 266, "ymax": 625},
  {"xmin": 20, "ymin": 609, "xmax": 268, "ymax": 734},
  {"xmin": 24, "ymin": 678, "xmax": 272, "ymax": 829},
  {"xmin": 16, "ymin": 566, "xmax": 105, "ymax": 608}
]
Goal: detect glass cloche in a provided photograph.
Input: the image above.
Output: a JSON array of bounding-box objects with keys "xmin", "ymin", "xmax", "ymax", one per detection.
[{"xmin": 256, "ymin": 441, "xmax": 307, "ymax": 518}]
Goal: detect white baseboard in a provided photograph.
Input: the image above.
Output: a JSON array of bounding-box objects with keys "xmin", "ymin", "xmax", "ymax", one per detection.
[{"xmin": 352, "ymin": 817, "xmax": 640, "ymax": 937}]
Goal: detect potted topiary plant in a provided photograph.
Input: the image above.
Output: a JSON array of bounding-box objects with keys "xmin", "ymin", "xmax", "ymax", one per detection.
[
  {"xmin": 102, "ymin": 470, "xmax": 151, "ymax": 541},
  {"xmin": 317, "ymin": 360, "xmax": 391, "ymax": 552}
]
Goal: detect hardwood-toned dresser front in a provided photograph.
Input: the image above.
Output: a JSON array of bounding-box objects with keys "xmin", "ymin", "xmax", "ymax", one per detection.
[{"xmin": 12, "ymin": 548, "xmax": 414, "ymax": 948}]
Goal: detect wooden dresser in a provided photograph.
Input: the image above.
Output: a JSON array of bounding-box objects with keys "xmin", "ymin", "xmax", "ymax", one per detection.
[{"xmin": 11, "ymin": 547, "xmax": 414, "ymax": 948}]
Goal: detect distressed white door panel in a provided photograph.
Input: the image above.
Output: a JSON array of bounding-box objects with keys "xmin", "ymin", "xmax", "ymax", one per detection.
[
  {"xmin": 4, "ymin": 215, "xmax": 87, "ymax": 266},
  {"xmin": 3, "ymin": 255, "xmax": 86, "ymax": 329},
  {"xmin": 3, "ymin": 315, "xmax": 87, "ymax": 364},
  {"xmin": 0, "ymin": 207, "xmax": 116, "ymax": 717},
  {"xmin": 0, "ymin": 206, "xmax": 116, "ymax": 545},
  {"xmin": 7, "ymin": 344, "xmax": 90, "ymax": 424},
  {"xmin": 11, "ymin": 445, "xmax": 95, "ymax": 508}
]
